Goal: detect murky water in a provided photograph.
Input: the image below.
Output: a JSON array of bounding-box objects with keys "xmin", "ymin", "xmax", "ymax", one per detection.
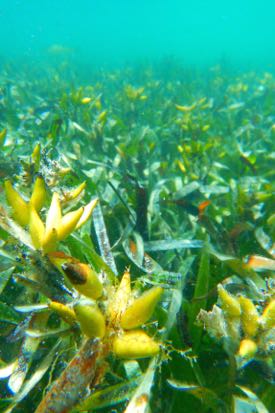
[{"xmin": 1, "ymin": 0, "xmax": 275, "ymax": 68}]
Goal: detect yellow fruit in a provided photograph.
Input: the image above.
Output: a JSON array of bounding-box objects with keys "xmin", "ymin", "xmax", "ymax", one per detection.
[
  {"xmin": 107, "ymin": 270, "xmax": 131, "ymax": 325},
  {"xmin": 29, "ymin": 205, "xmax": 45, "ymax": 250},
  {"xmin": 31, "ymin": 143, "xmax": 41, "ymax": 166},
  {"xmin": 49, "ymin": 301, "xmax": 76, "ymax": 325},
  {"xmin": 75, "ymin": 198, "xmax": 98, "ymax": 229},
  {"xmin": 112, "ymin": 330, "xmax": 160, "ymax": 359},
  {"xmin": 175, "ymin": 104, "xmax": 196, "ymax": 112},
  {"xmin": 4, "ymin": 180, "xmax": 29, "ymax": 226},
  {"xmin": 98, "ymin": 110, "xmax": 107, "ymax": 123},
  {"xmin": 218, "ymin": 285, "xmax": 241, "ymax": 318},
  {"xmin": 45, "ymin": 193, "xmax": 62, "ymax": 234},
  {"xmin": 238, "ymin": 296, "xmax": 259, "ymax": 337},
  {"xmin": 30, "ymin": 176, "xmax": 47, "ymax": 212},
  {"xmin": 81, "ymin": 97, "xmax": 92, "ymax": 104},
  {"xmin": 62, "ymin": 262, "xmax": 103, "ymax": 299},
  {"xmin": 74, "ymin": 304, "xmax": 106, "ymax": 338},
  {"xmin": 238, "ymin": 339, "xmax": 257, "ymax": 358},
  {"xmin": 260, "ymin": 300, "xmax": 275, "ymax": 329},
  {"xmin": 64, "ymin": 181, "xmax": 86, "ymax": 202},
  {"xmin": 57, "ymin": 207, "xmax": 83, "ymax": 240},
  {"xmin": 42, "ymin": 228, "xmax": 58, "ymax": 254},
  {"xmin": 177, "ymin": 160, "xmax": 186, "ymax": 173},
  {"xmin": 120, "ymin": 286, "xmax": 163, "ymax": 329}
]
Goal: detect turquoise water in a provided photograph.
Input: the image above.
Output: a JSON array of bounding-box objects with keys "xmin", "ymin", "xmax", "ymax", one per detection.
[
  {"xmin": 1, "ymin": 2, "xmax": 275, "ymax": 413},
  {"xmin": 1, "ymin": 0, "xmax": 275, "ymax": 68}
]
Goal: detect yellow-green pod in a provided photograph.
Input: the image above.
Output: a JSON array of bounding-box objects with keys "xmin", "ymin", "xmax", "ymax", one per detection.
[
  {"xmin": 49, "ymin": 301, "xmax": 76, "ymax": 325},
  {"xmin": 201, "ymin": 124, "xmax": 210, "ymax": 132},
  {"xmin": 98, "ymin": 110, "xmax": 107, "ymax": 124},
  {"xmin": 107, "ymin": 270, "xmax": 131, "ymax": 325},
  {"xmin": 42, "ymin": 228, "xmax": 58, "ymax": 254},
  {"xmin": 30, "ymin": 176, "xmax": 47, "ymax": 212},
  {"xmin": 75, "ymin": 199, "xmax": 98, "ymax": 229},
  {"xmin": 81, "ymin": 97, "xmax": 92, "ymax": 104},
  {"xmin": 46, "ymin": 192, "xmax": 62, "ymax": 233},
  {"xmin": 29, "ymin": 205, "xmax": 45, "ymax": 250},
  {"xmin": 62, "ymin": 262, "xmax": 103, "ymax": 299},
  {"xmin": 31, "ymin": 143, "xmax": 41, "ymax": 170},
  {"xmin": 116, "ymin": 270, "xmax": 131, "ymax": 305},
  {"xmin": 57, "ymin": 207, "xmax": 84, "ymax": 240},
  {"xmin": 120, "ymin": 286, "xmax": 163, "ymax": 330},
  {"xmin": 175, "ymin": 103, "xmax": 196, "ymax": 112},
  {"xmin": 113, "ymin": 330, "xmax": 160, "ymax": 359},
  {"xmin": 260, "ymin": 300, "xmax": 275, "ymax": 329},
  {"xmin": 64, "ymin": 181, "xmax": 86, "ymax": 202},
  {"xmin": 238, "ymin": 339, "xmax": 257, "ymax": 358},
  {"xmin": 4, "ymin": 180, "xmax": 29, "ymax": 226},
  {"xmin": 32, "ymin": 142, "xmax": 40, "ymax": 160},
  {"xmin": 177, "ymin": 160, "xmax": 186, "ymax": 174},
  {"xmin": 74, "ymin": 304, "xmax": 105, "ymax": 338},
  {"xmin": 238, "ymin": 296, "xmax": 259, "ymax": 337},
  {"xmin": 217, "ymin": 285, "xmax": 241, "ymax": 318}
]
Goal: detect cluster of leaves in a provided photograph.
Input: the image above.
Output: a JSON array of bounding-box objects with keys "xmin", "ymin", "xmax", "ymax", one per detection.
[{"xmin": 0, "ymin": 58, "xmax": 274, "ymax": 413}]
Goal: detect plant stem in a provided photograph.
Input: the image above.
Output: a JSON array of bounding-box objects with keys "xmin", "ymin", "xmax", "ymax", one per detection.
[{"xmin": 35, "ymin": 338, "xmax": 101, "ymax": 413}]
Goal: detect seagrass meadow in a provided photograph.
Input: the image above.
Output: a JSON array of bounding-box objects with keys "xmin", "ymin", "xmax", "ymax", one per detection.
[{"xmin": 0, "ymin": 60, "xmax": 274, "ymax": 413}]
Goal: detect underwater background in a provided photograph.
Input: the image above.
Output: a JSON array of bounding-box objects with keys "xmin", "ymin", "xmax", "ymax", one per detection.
[
  {"xmin": 0, "ymin": 2, "xmax": 275, "ymax": 413},
  {"xmin": 0, "ymin": 0, "xmax": 275, "ymax": 69}
]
